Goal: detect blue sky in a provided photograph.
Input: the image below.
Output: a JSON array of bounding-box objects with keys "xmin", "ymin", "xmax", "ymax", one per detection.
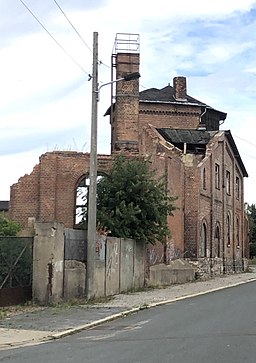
[{"xmin": 1, "ymin": 0, "xmax": 256, "ymax": 204}]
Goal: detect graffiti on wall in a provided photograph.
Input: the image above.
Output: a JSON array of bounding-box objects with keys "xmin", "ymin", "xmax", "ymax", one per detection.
[
  {"xmin": 96, "ymin": 234, "xmax": 106, "ymax": 261},
  {"xmin": 106, "ymin": 241, "xmax": 119, "ymax": 277}
]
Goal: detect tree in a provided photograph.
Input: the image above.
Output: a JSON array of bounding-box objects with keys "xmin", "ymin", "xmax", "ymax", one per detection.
[
  {"xmin": 0, "ymin": 213, "xmax": 21, "ymax": 236},
  {"xmin": 94, "ymin": 155, "xmax": 177, "ymax": 245},
  {"xmin": 246, "ymin": 203, "xmax": 256, "ymax": 258}
]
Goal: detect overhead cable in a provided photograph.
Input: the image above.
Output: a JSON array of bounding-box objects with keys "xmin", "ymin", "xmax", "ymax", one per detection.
[
  {"xmin": 53, "ymin": 0, "xmax": 110, "ymax": 69},
  {"xmin": 18, "ymin": 0, "xmax": 91, "ymax": 78}
]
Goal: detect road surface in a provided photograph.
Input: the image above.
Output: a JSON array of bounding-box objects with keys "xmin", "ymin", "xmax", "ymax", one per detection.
[{"xmin": 1, "ymin": 281, "xmax": 256, "ymax": 362}]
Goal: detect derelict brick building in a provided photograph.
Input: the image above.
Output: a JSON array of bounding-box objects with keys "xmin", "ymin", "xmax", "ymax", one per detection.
[{"xmin": 10, "ymin": 33, "xmax": 248, "ymax": 272}]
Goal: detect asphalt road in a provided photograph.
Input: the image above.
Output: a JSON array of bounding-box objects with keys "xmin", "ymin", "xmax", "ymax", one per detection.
[{"xmin": 1, "ymin": 281, "xmax": 256, "ymax": 363}]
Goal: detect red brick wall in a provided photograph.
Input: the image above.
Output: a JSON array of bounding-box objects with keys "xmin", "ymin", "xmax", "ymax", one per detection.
[
  {"xmin": 187, "ymin": 132, "xmax": 247, "ymax": 263},
  {"xmin": 10, "ymin": 152, "xmax": 112, "ymax": 228},
  {"xmin": 112, "ymin": 53, "xmax": 140, "ymax": 152},
  {"xmin": 140, "ymin": 126, "xmax": 185, "ymax": 260},
  {"xmin": 9, "ymin": 164, "xmax": 40, "ymax": 227},
  {"xmin": 183, "ymin": 156, "xmax": 200, "ymax": 258},
  {"xmin": 139, "ymin": 103, "xmax": 201, "ymax": 132}
]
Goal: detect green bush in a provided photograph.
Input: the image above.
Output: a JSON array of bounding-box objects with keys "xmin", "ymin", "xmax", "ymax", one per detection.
[{"xmin": 92, "ymin": 155, "xmax": 177, "ymax": 245}]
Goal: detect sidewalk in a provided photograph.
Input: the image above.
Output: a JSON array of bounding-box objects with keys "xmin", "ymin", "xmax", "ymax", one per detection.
[{"xmin": 1, "ymin": 270, "xmax": 256, "ymax": 351}]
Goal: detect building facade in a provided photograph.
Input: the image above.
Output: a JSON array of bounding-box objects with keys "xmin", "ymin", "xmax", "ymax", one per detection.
[{"xmin": 9, "ymin": 33, "xmax": 248, "ymax": 273}]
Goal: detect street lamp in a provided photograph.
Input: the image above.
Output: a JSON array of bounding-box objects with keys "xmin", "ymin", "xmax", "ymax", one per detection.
[{"xmin": 86, "ymin": 32, "xmax": 140, "ymax": 300}]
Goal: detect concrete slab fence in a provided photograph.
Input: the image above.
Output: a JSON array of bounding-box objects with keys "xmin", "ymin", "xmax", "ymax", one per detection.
[{"xmin": 32, "ymin": 222, "xmax": 145, "ymax": 304}]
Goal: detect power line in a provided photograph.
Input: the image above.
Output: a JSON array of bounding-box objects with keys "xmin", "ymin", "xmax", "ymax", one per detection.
[
  {"xmin": 18, "ymin": 0, "xmax": 91, "ymax": 78},
  {"xmin": 233, "ymin": 134, "xmax": 256, "ymax": 148},
  {"xmin": 240, "ymin": 151, "xmax": 256, "ymax": 160},
  {"xmin": 52, "ymin": 0, "xmax": 92, "ymax": 53},
  {"xmin": 52, "ymin": 0, "xmax": 110, "ymax": 69}
]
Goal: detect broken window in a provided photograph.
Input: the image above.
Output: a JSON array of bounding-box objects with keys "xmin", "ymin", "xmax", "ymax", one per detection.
[
  {"xmin": 75, "ymin": 175, "xmax": 90, "ymax": 226},
  {"xmin": 75, "ymin": 174, "xmax": 104, "ymax": 227}
]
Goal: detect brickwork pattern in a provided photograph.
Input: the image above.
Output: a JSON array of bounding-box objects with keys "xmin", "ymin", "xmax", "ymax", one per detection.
[
  {"xmin": 9, "ymin": 50, "xmax": 248, "ymax": 273},
  {"xmin": 10, "ymin": 152, "xmax": 112, "ymax": 228}
]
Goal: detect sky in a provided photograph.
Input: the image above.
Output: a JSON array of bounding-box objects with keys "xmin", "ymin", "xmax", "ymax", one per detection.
[{"xmin": 1, "ymin": 0, "xmax": 256, "ymax": 204}]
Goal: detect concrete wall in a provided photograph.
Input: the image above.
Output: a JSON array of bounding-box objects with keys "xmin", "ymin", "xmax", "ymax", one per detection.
[
  {"xmin": 33, "ymin": 222, "xmax": 64, "ymax": 304},
  {"xmin": 33, "ymin": 224, "xmax": 147, "ymax": 303},
  {"xmin": 64, "ymin": 237, "xmax": 146, "ymax": 299},
  {"xmin": 63, "ymin": 260, "xmax": 86, "ymax": 300},
  {"xmin": 33, "ymin": 224, "xmax": 228, "ymax": 304},
  {"xmin": 105, "ymin": 237, "xmax": 120, "ymax": 296},
  {"xmin": 149, "ymin": 260, "xmax": 196, "ymax": 286}
]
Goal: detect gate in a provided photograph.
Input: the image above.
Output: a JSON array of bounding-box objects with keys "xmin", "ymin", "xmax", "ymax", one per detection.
[{"xmin": 0, "ymin": 236, "xmax": 33, "ymax": 307}]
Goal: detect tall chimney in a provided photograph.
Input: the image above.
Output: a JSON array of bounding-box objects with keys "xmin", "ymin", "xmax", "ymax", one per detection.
[{"xmin": 173, "ymin": 76, "xmax": 187, "ymax": 100}]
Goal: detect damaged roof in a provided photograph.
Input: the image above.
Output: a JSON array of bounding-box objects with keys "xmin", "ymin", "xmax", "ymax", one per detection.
[
  {"xmin": 157, "ymin": 128, "xmax": 217, "ymax": 145},
  {"xmin": 157, "ymin": 128, "xmax": 248, "ymax": 177}
]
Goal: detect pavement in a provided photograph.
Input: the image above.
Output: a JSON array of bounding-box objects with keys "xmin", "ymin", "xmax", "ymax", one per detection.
[{"xmin": 1, "ymin": 268, "xmax": 256, "ymax": 351}]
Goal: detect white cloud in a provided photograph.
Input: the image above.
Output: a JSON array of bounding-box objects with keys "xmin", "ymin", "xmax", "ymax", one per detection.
[{"xmin": 1, "ymin": 0, "xmax": 256, "ymax": 206}]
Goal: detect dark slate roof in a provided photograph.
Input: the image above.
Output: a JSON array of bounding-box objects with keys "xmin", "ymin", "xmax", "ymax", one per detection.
[
  {"xmin": 0, "ymin": 201, "xmax": 9, "ymax": 211},
  {"xmin": 225, "ymin": 131, "xmax": 248, "ymax": 177},
  {"xmin": 139, "ymin": 85, "xmax": 205, "ymax": 105},
  {"xmin": 139, "ymin": 85, "xmax": 226, "ymax": 119},
  {"xmin": 157, "ymin": 128, "xmax": 217, "ymax": 145},
  {"xmin": 105, "ymin": 84, "xmax": 227, "ymax": 119}
]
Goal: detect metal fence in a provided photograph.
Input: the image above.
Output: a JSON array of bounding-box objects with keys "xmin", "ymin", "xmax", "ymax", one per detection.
[{"xmin": 0, "ymin": 236, "xmax": 33, "ymax": 306}]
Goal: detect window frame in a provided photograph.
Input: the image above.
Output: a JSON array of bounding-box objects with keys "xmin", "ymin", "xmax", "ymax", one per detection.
[
  {"xmin": 236, "ymin": 216, "xmax": 240, "ymax": 247},
  {"xmin": 226, "ymin": 170, "xmax": 231, "ymax": 195},
  {"xmin": 235, "ymin": 176, "xmax": 240, "ymax": 200},
  {"xmin": 215, "ymin": 163, "xmax": 220, "ymax": 190},
  {"xmin": 227, "ymin": 213, "xmax": 231, "ymax": 247},
  {"xmin": 202, "ymin": 167, "xmax": 206, "ymax": 190}
]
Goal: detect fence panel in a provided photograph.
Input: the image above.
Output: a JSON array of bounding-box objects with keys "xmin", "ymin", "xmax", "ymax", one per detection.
[{"xmin": 0, "ymin": 236, "xmax": 33, "ymax": 306}]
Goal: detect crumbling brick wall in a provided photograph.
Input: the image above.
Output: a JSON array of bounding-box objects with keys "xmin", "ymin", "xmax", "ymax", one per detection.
[{"xmin": 10, "ymin": 152, "xmax": 112, "ymax": 228}]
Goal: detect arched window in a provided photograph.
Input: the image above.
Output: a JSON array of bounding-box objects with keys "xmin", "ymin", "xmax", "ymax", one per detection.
[
  {"xmin": 202, "ymin": 168, "xmax": 206, "ymax": 190},
  {"xmin": 75, "ymin": 175, "xmax": 90, "ymax": 226},
  {"xmin": 236, "ymin": 217, "xmax": 240, "ymax": 247},
  {"xmin": 215, "ymin": 223, "xmax": 221, "ymax": 257},
  {"xmin": 202, "ymin": 221, "xmax": 207, "ymax": 257},
  {"xmin": 74, "ymin": 174, "xmax": 104, "ymax": 227},
  {"xmin": 227, "ymin": 213, "xmax": 231, "ymax": 247}
]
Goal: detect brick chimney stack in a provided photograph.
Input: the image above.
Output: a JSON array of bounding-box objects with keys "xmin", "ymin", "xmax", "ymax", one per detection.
[{"xmin": 173, "ymin": 76, "xmax": 187, "ymax": 100}]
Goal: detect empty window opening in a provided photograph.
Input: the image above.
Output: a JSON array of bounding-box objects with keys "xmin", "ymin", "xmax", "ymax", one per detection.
[
  {"xmin": 236, "ymin": 217, "xmax": 240, "ymax": 247},
  {"xmin": 236, "ymin": 177, "xmax": 240, "ymax": 199},
  {"xmin": 215, "ymin": 163, "xmax": 220, "ymax": 189},
  {"xmin": 202, "ymin": 222, "xmax": 207, "ymax": 257},
  {"xmin": 202, "ymin": 168, "xmax": 206, "ymax": 190},
  {"xmin": 75, "ymin": 174, "xmax": 103, "ymax": 226},
  {"xmin": 215, "ymin": 224, "xmax": 221, "ymax": 258},
  {"xmin": 226, "ymin": 170, "xmax": 231, "ymax": 195},
  {"xmin": 227, "ymin": 213, "xmax": 231, "ymax": 247}
]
